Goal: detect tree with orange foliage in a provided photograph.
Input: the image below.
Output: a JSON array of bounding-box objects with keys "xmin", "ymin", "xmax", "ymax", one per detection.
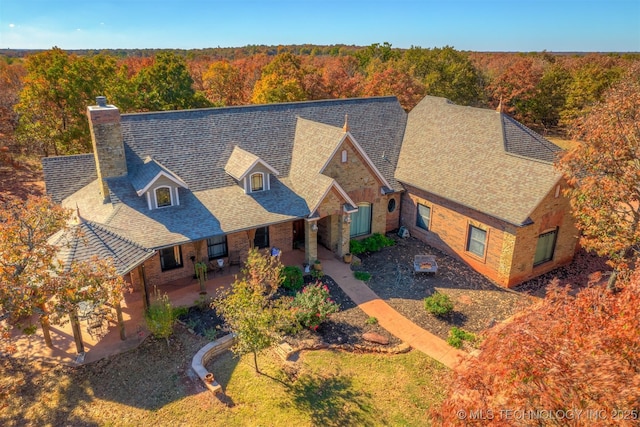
[
  {"xmin": 433, "ymin": 272, "xmax": 640, "ymax": 426},
  {"xmin": 51, "ymin": 257, "xmax": 130, "ymax": 354},
  {"xmin": 557, "ymin": 65, "xmax": 640, "ymax": 281},
  {"xmin": 363, "ymin": 64, "xmax": 425, "ymax": 111},
  {"xmin": 0, "ymin": 195, "xmax": 69, "ymax": 349}
]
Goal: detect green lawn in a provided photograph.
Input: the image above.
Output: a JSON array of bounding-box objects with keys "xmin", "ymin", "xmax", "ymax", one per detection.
[
  {"xmin": 1, "ymin": 328, "xmax": 449, "ymax": 426},
  {"xmin": 206, "ymin": 349, "xmax": 449, "ymax": 426}
]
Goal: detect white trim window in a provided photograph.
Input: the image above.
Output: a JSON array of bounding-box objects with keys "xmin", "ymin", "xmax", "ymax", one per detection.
[
  {"xmin": 155, "ymin": 186, "xmax": 173, "ymax": 208},
  {"xmin": 249, "ymin": 172, "xmax": 265, "ymax": 192},
  {"xmin": 467, "ymin": 225, "xmax": 487, "ymax": 258}
]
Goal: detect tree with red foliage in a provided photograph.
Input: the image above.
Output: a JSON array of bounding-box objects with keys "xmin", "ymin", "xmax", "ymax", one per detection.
[
  {"xmin": 433, "ymin": 271, "xmax": 640, "ymax": 426},
  {"xmin": 557, "ymin": 65, "xmax": 640, "ymax": 279}
]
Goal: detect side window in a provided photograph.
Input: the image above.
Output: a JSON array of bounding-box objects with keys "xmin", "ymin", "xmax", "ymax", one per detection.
[
  {"xmin": 534, "ymin": 228, "xmax": 558, "ymax": 265},
  {"xmin": 467, "ymin": 226, "xmax": 487, "ymax": 257},
  {"xmin": 416, "ymin": 203, "xmax": 431, "ymax": 231},
  {"xmin": 155, "ymin": 186, "xmax": 172, "ymax": 208}
]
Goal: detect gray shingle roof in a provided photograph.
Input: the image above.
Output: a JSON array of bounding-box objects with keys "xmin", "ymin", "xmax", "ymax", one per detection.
[
  {"xmin": 44, "ymin": 97, "xmax": 407, "ymax": 250},
  {"xmin": 120, "ymin": 97, "xmax": 406, "ymax": 193},
  {"xmin": 224, "ymin": 146, "xmax": 279, "ymax": 181},
  {"xmin": 42, "ymin": 154, "xmax": 97, "ymax": 203},
  {"xmin": 502, "ymin": 115, "xmax": 563, "ymax": 163},
  {"xmin": 129, "ymin": 157, "xmax": 188, "ymax": 195},
  {"xmin": 49, "ymin": 220, "xmax": 155, "ymax": 275},
  {"xmin": 395, "ymin": 96, "xmax": 562, "ymax": 226}
]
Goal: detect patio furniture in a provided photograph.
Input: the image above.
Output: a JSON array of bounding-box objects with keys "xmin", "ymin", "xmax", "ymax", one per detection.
[
  {"xmin": 209, "ymin": 258, "xmax": 225, "ymax": 276},
  {"xmin": 228, "ymin": 251, "xmax": 241, "ymax": 268},
  {"xmin": 413, "ymin": 254, "xmax": 438, "ymax": 274}
]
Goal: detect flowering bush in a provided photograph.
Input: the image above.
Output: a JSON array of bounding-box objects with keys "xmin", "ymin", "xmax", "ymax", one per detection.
[{"xmin": 290, "ymin": 282, "xmax": 339, "ymax": 331}]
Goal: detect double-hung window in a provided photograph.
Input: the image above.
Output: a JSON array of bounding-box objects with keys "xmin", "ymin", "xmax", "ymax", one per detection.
[{"xmin": 467, "ymin": 226, "xmax": 487, "ymax": 257}]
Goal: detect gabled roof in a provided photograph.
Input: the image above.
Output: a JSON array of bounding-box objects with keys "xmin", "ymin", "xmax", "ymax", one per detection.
[
  {"xmin": 49, "ymin": 219, "xmax": 155, "ymax": 275},
  {"xmin": 395, "ymin": 96, "xmax": 563, "ymax": 226},
  {"xmin": 224, "ymin": 146, "xmax": 280, "ymax": 181},
  {"xmin": 130, "ymin": 157, "xmax": 189, "ymax": 196},
  {"xmin": 288, "ymin": 118, "xmax": 359, "ymax": 214}
]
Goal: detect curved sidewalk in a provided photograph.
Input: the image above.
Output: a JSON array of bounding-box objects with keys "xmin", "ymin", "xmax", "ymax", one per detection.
[{"xmin": 321, "ymin": 253, "xmax": 467, "ymax": 369}]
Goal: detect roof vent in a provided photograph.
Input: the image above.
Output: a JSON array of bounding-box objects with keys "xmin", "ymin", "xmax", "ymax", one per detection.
[{"xmin": 96, "ymin": 96, "xmax": 107, "ymax": 107}]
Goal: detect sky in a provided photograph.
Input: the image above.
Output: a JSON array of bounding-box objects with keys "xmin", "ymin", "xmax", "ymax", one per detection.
[{"xmin": 1, "ymin": 0, "xmax": 638, "ymax": 52}]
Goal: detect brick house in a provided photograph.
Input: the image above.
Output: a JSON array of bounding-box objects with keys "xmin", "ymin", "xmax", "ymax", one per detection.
[
  {"xmin": 395, "ymin": 96, "xmax": 578, "ymax": 287},
  {"xmin": 43, "ymin": 95, "xmax": 577, "ymax": 291}
]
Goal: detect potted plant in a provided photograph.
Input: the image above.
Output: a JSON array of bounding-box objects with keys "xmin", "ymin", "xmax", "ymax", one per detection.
[
  {"xmin": 314, "ymin": 259, "xmax": 322, "ymax": 271},
  {"xmin": 195, "ymin": 261, "xmax": 208, "ymax": 294},
  {"xmin": 343, "ymin": 253, "xmax": 352, "ymax": 264},
  {"xmin": 204, "ymin": 372, "xmax": 215, "ymax": 383}
]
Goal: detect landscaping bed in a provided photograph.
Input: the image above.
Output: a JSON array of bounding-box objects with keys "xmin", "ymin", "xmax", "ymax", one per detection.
[
  {"xmin": 352, "ymin": 235, "xmax": 534, "ymax": 342},
  {"xmin": 177, "ymin": 274, "xmax": 399, "ymax": 349}
]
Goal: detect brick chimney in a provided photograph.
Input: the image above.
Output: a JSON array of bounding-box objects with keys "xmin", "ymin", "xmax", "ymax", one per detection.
[{"xmin": 87, "ymin": 96, "xmax": 127, "ymax": 201}]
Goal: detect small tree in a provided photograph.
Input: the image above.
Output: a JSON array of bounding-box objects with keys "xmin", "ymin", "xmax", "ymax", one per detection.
[
  {"xmin": 216, "ymin": 248, "xmax": 291, "ymax": 373},
  {"xmin": 51, "ymin": 257, "xmax": 131, "ymax": 354},
  {"xmin": 145, "ymin": 293, "xmax": 177, "ymax": 347},
  {"xmin": 0, "ymin": 195, "xmax": 70, "ymax": 349}
]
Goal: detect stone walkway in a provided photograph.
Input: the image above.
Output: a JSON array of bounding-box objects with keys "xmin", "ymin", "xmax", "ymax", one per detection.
[{"xmin": 319, "ymin": 249, "xmax": 467, "ymax": 369}]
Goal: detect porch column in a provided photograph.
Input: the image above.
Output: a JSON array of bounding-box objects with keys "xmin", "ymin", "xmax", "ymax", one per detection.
[
  {"xmin": 338, "ymin": 214, "xmax": 351, "ymax": 257},
  {"xmin": 304, "ymin": 220, "xmax": 318, "ymax": 265}
]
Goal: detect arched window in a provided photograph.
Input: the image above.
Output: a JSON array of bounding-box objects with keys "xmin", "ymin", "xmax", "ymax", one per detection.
[
  {"xmin": 155, "ymin": 186, "xmax": 172, "ymax": 208},
  {"xmin": 350, "ymin": 202, "xmax": 372, "ymax": 238},
  {"xmin": 250, "ymin": 172, "xmax": 264, "ymax": 192},
  {"xmin": 341, "ymin": 149, "xmax": 348, "ymax": 163}
]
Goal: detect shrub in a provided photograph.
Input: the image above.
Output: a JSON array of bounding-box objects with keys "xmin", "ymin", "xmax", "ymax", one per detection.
[
  {"xmin": 145, "ymin": 293, "xmax": 177, "ymax": 344},
  {"xmin": 290, "ymin": 282, "xmax": 339, "ymax": 331},
  {"xmin": 423, "ymin": 291, "xmax": 454, "ymax": 317},
  {"xmin": 203, "ymin": 327, "xmax": 218, "ymax": 341},
  {"xmin": 365, "ymin": 316, "xmax": 378, "ymax": 325},
  {"xmin": 350, "ymin": 233, "xmax": 395, "ymax": 255},
  {"xmin": 349, "ymin": 239, "xmax": 366, "ymax": 255},
  {"xmin": 281, "ymin": 266, "xmax": 304, "ymax": 291},
  {"xmin": 447, "ymin": 327, "xmax": 477, "ymax": 348},
  {"xmin": 354, "ymin": 271, "xmax": 372, "ymax": 281}
]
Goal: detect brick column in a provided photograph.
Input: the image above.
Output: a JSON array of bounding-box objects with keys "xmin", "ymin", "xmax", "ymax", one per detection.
[{"xmin": 304, "ymin": 221, "xmax": 318, "ymax": 265}]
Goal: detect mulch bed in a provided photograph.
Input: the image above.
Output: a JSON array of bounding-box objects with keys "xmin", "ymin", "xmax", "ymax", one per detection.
[
  {"xmin": 352, "ymin": 236, "xmax": 533, "ymax": 341},
  {"xmin": 177, "ymin": 274, "xmax": 399, "ymax": 350},
  {"xmin": 177, "ymin": 236, "xmax": 610, "ymax": 351}
]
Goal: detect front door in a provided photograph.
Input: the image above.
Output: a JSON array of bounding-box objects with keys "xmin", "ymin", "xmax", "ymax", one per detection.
[{"xmin": 292, "ymin": 220, "xmax": 305, "ymax": 249}]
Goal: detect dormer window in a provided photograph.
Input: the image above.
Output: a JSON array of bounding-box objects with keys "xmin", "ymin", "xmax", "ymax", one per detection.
[
  {"xmin": 156, "ymin": 187, "xmax": 172, "ymax": 207},
  {"xmin": 250, "ymin": 172, "xmax": 264, "ymax": 192}
]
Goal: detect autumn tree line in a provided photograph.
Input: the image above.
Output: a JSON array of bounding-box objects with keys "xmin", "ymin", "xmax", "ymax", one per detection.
[{"xmin": 0, "ymin": 44, "xmax": 639, "ymax": 157}]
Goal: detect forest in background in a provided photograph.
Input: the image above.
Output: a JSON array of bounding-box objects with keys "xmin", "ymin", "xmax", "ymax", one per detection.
[{"xmin": 1, "ymin": 43, "xmax": 639, "ymax": 157}]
